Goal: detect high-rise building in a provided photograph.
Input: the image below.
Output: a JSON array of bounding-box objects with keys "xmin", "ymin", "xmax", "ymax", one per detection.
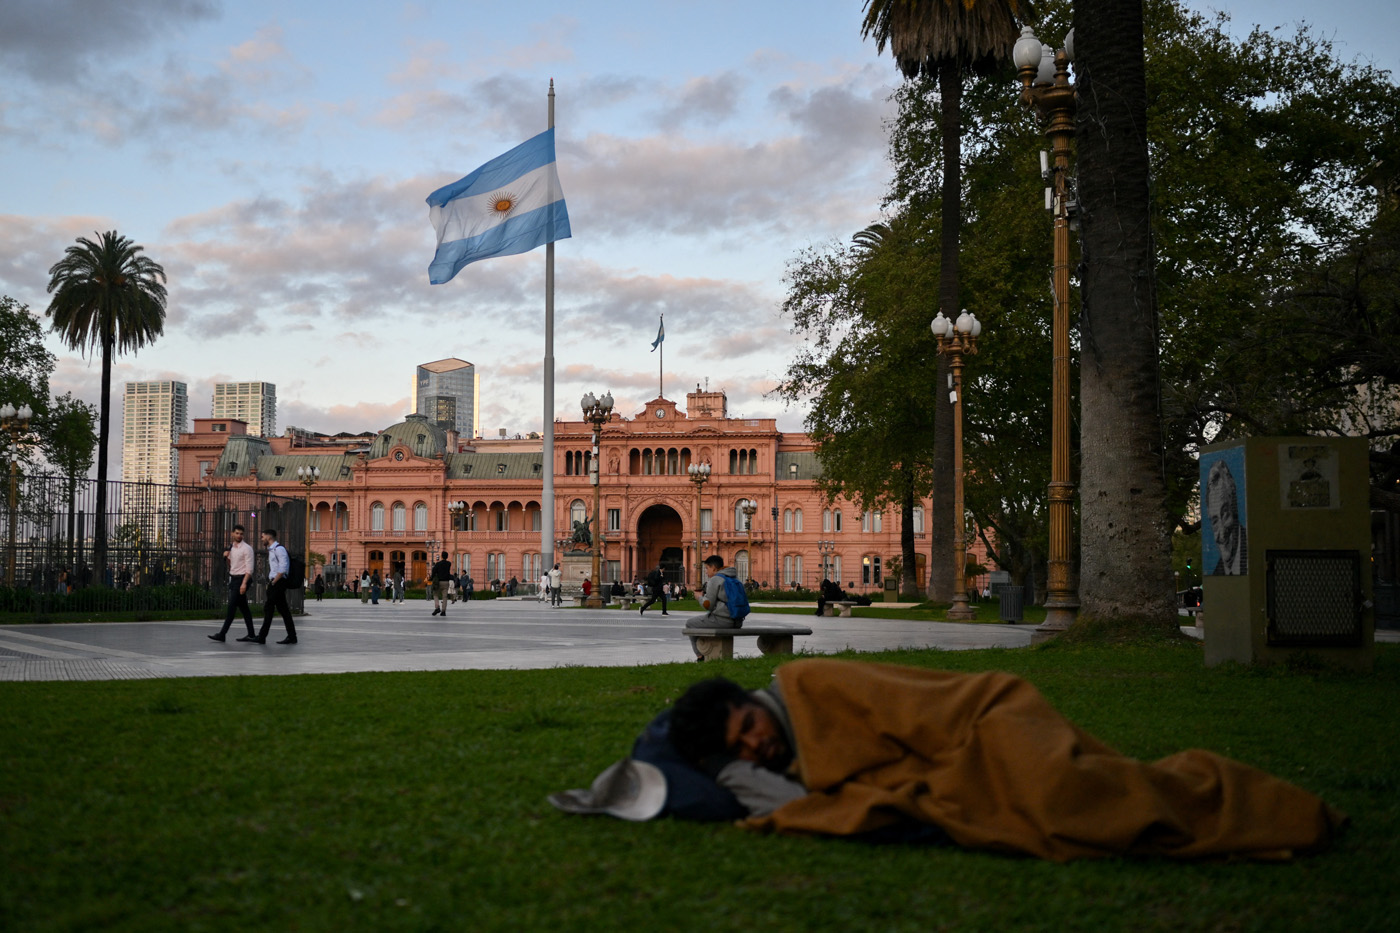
[
  {"xmin": 121, "ymin": 381, "xmax": 189, "ymax": 542},
  {"xmin": 412, "ymin": 359, "xmax": 478, "ymax": 439},
  {"xmin": 212, "ymin": 381, "xmax": 277, "ymax": 437}
]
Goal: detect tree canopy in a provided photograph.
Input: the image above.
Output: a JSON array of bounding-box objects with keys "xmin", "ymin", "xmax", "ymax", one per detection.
[{"xmin": 782, "ymin": 0, "xmax": 1400, "ymax": 606}]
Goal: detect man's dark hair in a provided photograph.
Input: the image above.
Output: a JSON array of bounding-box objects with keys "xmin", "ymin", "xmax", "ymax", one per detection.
[
  {"xmin": 703, "ymin": 554, "xmax": 724, "ymax": 569},
  {"xmin": 669, "ymin": 677, "xmax": 751, "ymax": 768},
  {"xmin": 441, "ymin": 551, "xmax": 449, "ymax": 560},
  {"xmin": 232, "ymin": 523, "xmax": 245, "ymax": 533},
  {"xmin": 263, "ymin": 528, "xmax": 278, "ymax": 539}
]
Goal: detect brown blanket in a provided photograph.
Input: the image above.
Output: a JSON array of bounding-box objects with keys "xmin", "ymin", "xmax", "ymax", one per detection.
[{"xmin": 743, "ymin": 659, "xmax": 1346, "ymax": 861}]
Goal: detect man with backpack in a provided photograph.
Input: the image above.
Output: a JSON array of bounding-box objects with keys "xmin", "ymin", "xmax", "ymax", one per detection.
[
  {"xmin": 639, "ymin": 563, "xmax": 668, "ymax": 616},
  {"xmin": 686, "ymin": 554, "xmax": 749, "ymax": 660},
  {"xmin": 255, "ymin": 528, "xmax": 297, "ymax": 645}
]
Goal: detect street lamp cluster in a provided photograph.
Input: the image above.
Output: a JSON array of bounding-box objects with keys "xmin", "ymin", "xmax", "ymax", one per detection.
[
  {"xmin": 1, "ymin": 402, "xmax": 33, "ymax": 586},
  {"xmin": 448, "ymin": 499, "xmax": 473, "ymax": 581},
  {"xmin": 296, "ymin": 465, "xmax": 320, "ymax": 583},
  {"xmin": 687, "ymin": 460, "xmax": 712, "ymax": 589},
  {"xmin": 580, "ymin": 390, "xmax": 614, "ymax": 607},
  {"xmin": 1014, "ymin": 24, "xmax": 1081, "ymax": 639},
  {"xmin": 930, "ymin": 312, "xmax": 983, "ymax": 620}
]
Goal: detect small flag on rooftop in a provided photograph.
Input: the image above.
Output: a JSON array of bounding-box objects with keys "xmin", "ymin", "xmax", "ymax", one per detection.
[
  {"xmin": 426, "ymin": 128, "xmax": 572, "ymax": 284},
  {"xmin": 651, "ymin": 317, "xmax": 665, "ymax": 352}
]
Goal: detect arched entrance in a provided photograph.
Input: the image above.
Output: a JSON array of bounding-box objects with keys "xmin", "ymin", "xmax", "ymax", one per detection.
[{"xmin": 636, "ymin": 504, "xmax": 685, "ymax": 584}]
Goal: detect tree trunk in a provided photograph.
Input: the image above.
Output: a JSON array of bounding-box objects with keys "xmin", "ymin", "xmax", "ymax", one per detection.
[
  {"xmin": 899, "ymin": 468, "xmax": 919, "ymax": 599},
  {"xmin": 1073, "ymin": 0, "xmax": 1175, "ymax": 628},
  {"xmin": 94, "ymin": 330, "xmax": 111, "ymax": 587},
  {"xmin": 928, "ymin": 57, "xmax": 961, "ymax": 603}
]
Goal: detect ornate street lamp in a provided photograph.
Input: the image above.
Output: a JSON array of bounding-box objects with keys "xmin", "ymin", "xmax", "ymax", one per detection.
[
  {"xmin": 1, "ymin": 402, "xmax": 33, "ymax": 586},
  {"xmin": 817, "ymin": 539, "xmax": 835, "ymax": 587},
  {"xmin": 448, "ymin": 499, "xmax": 473, "ymax": 581},
  {"xmin": 930, "ymin": 310, "xmax": 983, "ymax": 621},
  {"xmin": 580, "ymin": 390, "xmax": 614, "ymax": 608},
  {"xmin": 740, "ymin": 500, "xmax": 758, "ymax": 583},
  {"xmin": 296, "ymin": 465, "xmax": 320, "ymax": 584},
  {"xmin": 687, "ymin": 461, "xmax": 712, "ymax": 588},
  {"xmin": 1013, "ymin": 25, "xmax": 1081, "ymax": 640}
]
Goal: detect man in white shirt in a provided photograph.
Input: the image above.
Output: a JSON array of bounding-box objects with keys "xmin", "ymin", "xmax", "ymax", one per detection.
[
  {"xmin": 254, "ymin": 528, "xmax": 297, "ymax": 645},
  {"xmin": 548, "ymin": 563, "xmax": 563, "ymax": 607},
  {"xmin": 210, "ymin": 524, "xmax": 257, "ymax": 642}
]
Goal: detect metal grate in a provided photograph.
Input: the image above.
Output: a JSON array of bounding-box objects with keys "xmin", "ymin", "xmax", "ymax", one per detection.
[{"xmin": 1266, "ymin": 550, "xmax": 1364, "ymax": 647}]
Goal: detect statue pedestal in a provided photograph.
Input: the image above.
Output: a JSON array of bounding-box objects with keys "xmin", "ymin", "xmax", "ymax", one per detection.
[{"xmin": 560, "ymin": 550, "xmax": 593, "ymax": 599}]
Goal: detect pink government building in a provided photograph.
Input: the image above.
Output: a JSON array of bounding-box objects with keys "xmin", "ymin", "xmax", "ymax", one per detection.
[{"xmin": 176, "ymin": 387, "xmax": 987, "ymax": 594}]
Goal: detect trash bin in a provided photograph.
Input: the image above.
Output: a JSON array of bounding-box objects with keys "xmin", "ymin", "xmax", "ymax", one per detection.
[{"xmin": 999, "ymin": 586, "xmax": 1024, "ymax": 623}]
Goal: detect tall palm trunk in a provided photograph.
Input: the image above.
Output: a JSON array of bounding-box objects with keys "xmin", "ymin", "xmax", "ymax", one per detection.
[
  {"xmin": 1073, "ymin": 0, "xmax": 1175, "ymax": 627},
  {"xmin": 94, "ymin": 328, "xmax": 111, "ymax": 586},
  {"xmin": 928, "ymin": 57, "xmax": 961, "ymax": 602},
  {"xmin": 899, "ymin": 467, "xmax": 919, "ymax": 599}
]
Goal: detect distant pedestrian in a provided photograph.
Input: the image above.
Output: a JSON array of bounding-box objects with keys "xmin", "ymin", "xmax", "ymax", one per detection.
[
  {"xmin": 548, "ymin": 563, "xmax": 563, "ymax": 607},
  {"xmin": 370, "ymin": 570, "xmax": 381, "ymax": 605},
  {"xmin": 393, "ymin": 570, "xmax": 404, "ymax": 604},
  {"xmin": 430, "ymin": 551, "xmax": 453, "ymax": 616},
  {"xmin": 313, "ymin": 573, "xmax": 325, "ymax": 602},
  {"xmin": 639, "ymin": 564, "xmax": 668, "ymax": 616},
  {"xmin": 360, "ymin": 571, "xmax": 370, "ymax": 604},
  {"xmin": 255, "ymin": 528, "xmax": 297, "ymax": 645},
  {"xmin": 538, "ymin": 570, "xmax": 550, "ymax": 602},
  {"xmin": 209, "ymin": 523, "xmax": 257, "ymax": 642}
]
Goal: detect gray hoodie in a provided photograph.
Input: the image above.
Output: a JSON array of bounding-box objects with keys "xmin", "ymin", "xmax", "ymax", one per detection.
[{"xmin": 701, "ymin": 565, "xmax": 741, "ymax": 626}]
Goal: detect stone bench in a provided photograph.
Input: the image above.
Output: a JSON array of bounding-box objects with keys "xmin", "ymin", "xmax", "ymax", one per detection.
[
  {"xmin": 818, "ymin": 600, "xmax": 859, "ymax": 617},
  {"xmin": 618, "ymin": 597, "xmax": 637, "ymax": 610},
  {"xmin": 682, "ymin": 624, "xmax": 814, "ymax": 661}
]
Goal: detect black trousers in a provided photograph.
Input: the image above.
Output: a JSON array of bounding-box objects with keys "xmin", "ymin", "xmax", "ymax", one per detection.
[
  {"xmin": 258, "ymin": 579, "xmax": 296, "ymax": 640},
  {"xmin": 218, "ymin": 575, "xmax": 255, "ymax": 636},
  {"xmin": 640, "ymin": 589, "xmax": 668, "ymax": 613}
]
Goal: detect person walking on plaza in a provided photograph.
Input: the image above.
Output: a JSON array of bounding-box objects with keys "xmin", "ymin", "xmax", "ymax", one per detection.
[
  {"xmin": 210, "ymin": 523, "xmax": 257, "ymax": 642},
  {"xmin": 548, "ymin": 562, "xmax": 563, "ymax": 607},
  {"xmin": 430, "ymin": 550, "xmax": 453, "ymax": 616},
  {"xmin": 370, "ymin": 570, "xmax": 381, "ymax": 605},
  {"xmin": 255, "ymin": 528, "xmax": 297, "ymax": 645},
  {"xmin": 538, "ymin": 570, "xmax": 550, "ymax": 602},
  {"xmin": 360, "ymin": 571, "xmax": 370, "ymax": 604},
  {"xmin": 639, "ymin": 563, "xmax": 668, "ymax": 616},
  {"xmin": 393, "ymin": 569, "xmax": 405, "ymax": 604},
  {"xmin": 313, "ymin": 572, "xmax": 325, "ymax": 602}
]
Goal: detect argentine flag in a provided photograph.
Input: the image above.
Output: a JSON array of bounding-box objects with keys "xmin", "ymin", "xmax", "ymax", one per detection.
[
  {"xmin": 651, "ymin": 317, "xmax": 664, "ymax": 351},
  {"xmin": 426, "ymin": 128, "xmax": 572, "ymax": 285}
]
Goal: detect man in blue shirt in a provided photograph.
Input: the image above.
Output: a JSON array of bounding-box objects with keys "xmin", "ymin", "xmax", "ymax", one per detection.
[{"xmin": 255, "ymin": 528, "xmax": 297, "ymax": 645}]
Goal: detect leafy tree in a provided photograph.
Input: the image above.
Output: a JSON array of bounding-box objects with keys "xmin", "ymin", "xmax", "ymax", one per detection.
[
  {"xmin": 0, "ymin": 296, "xmax": 56, "ymax": 467},
  {"xmin": 860, "ymin": 0, "xmax": 1031, "ymax": 600},
  {"xmin": 41, "ymin": 393, "xmax": 97, "ymax": 569},
  {"xmin": 45, "ymin": 231, "xmax": 168, "ymax": 588},
  {"xmin": 776, "ymin": 214, "xmax": 939, "ymax": 599}
]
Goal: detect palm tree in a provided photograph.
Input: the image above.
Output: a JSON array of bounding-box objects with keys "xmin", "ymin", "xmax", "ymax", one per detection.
[
  {"xmin": 860, "ymin": 0, "xmax": 1028, "ymax": 601},
  {"xmin": 46, "ymin": 231, "xmax": 167, "ymax": 587},
  {"xmin": 1072, "ymin": 0, "xmax": 1176, "ymax": 630}
]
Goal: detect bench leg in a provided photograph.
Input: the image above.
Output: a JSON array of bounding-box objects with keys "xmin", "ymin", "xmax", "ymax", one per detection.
[
  {"xmin": 693, "ymin": 636, "xmax": 733, "ymax": 661},
  {"xmin": 755, "ymin": 634, "xmax": 794, "ymax": 656},
  {"xmin": 836, "ymin": 606, "xmax": 852, "ymax": 617}
]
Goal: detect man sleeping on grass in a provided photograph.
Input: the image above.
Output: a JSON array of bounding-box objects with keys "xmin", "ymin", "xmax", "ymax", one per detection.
[{"xmin": 549, "ymin": 658, "xmax": 1345, "ymax": 862}]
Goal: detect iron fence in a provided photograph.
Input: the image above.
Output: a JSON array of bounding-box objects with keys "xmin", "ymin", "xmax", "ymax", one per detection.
[{"xmin": 1, "ymin": 473, "xmax": 306, "ymax": 618}]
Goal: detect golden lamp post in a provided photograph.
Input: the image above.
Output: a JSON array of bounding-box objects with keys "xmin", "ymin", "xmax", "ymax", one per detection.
[
  {"xmin": 1013, "ymin": 25, "xmax": 1081, "ymax": 640},
  {"xmin": 580, "ymin": 391, "xmax": 614, "ymax": 608},
  {"xmin": 740, "ymin": 500, "xmax": 757, "ymax": 583},
  {"xmin": 448, "ymin": 500, "xmax": 472, "ymax": 581},
  {"xmin": 930, "ymin": 310, "xmax": 982, "ymax": 621},
  {"xmin": 1, "ymin": 402, "xmax": 33, "ymax": 586},
  {"xmin": 295, "ymin": 465, "xmax": 320, "ymax": 582},
  {"xmin": 687, "ymin": 461, "xmax": 712, "ymax": 588}
]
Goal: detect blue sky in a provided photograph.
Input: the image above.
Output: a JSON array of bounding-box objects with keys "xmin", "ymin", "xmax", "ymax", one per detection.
[{"xmin": 1, "ymin": 0, "xmax": 1395, "ymax": 472}]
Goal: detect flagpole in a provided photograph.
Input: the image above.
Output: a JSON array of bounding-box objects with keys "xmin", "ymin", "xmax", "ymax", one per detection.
[
  {"xmin": 659, "ymin": 314, "xmax": 664, "ymax": 398},
  {"xmin": 542, "ymin": 79, "xmax": 557, "ymax": 572}
]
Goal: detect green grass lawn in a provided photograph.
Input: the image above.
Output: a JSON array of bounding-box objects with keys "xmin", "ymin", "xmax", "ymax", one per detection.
[{"xmin": 2, "ymin": 640, "xmax": 1397, "ymax": 931}]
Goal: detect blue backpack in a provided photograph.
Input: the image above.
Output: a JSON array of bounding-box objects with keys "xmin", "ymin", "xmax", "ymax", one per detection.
[{"xmin": 719, "ymin": 573, "xmax": 751, "ymax": 623}]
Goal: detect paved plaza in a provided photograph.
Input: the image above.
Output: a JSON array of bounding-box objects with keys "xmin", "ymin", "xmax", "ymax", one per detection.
[{"xmin": 0, "ymin": 598, "xmax": 1037, "ymax": 682}]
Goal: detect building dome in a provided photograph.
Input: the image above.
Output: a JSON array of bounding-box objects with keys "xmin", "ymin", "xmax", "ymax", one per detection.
[{"xmin": 372, "ymin": 413, "xmax": 447, "ymax": 459}]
